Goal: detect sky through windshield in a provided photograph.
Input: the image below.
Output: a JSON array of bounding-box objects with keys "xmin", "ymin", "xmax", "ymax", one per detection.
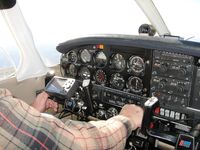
[{"xmin": 0, "ymin": 0, "xmax": 200, "ymax": 69}]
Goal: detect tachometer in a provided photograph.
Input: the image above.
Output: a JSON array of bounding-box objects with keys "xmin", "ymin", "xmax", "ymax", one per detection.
[
  {"xmin": 127, "ymin": 76, "xmax": 143, "ymax": 93},
  {"xmin": 110, "ymin": 53, "xmax": 126, "ymax": 71},
  {"xmin": 95, "ymin": 51, "xmax": 107, "ymax": 68},
  {"xmin": 79, "ymin": 49, "xmax": 92, "ymax": 63},
  {"xmin": 128, "ymin": 56, "xmax": 145, "ymax": 74},
  {"xmin": 110, "ymin": 73, "xmax": 125, "ymax": 90},
  {"xmin": 94, "ymin": 69, "xmax": 106, "ymax": 84}
]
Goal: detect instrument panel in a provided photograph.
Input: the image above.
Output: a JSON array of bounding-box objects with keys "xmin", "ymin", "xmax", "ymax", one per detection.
[
  {"xmin": 57, "ymin": 35, "xmax": 200, "ymax": 150},
  {"xmin": 60, "ymin": 44, "xmax": 151, "ymax": 98}
]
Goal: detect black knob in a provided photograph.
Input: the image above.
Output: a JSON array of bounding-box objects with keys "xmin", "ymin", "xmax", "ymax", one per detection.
[
  {"xmin": 177, "ymin": 86, "xmax": 184, "ymax": 92},
  {"xmin": 96, "ymin": 109, "xmax": 107, "ymax": 119},
  {"xmin": 158, "ymin": 80, "xmax": 166, "ymax": 89},
  {"xmin": 160, "ymin": 63, "xmax": 168, "ymax": 72}
]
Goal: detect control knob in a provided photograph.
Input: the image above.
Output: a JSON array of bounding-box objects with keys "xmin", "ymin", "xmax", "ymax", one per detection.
[
  {"xmin": 96, "ymin": 109, "xmax": 107, "ymax": 119},
  {"xmin": 158, "ymin": 79, "xmax": 167, "ymax": 89},
  {"xmin": 177, "ymin": 85, "xmax": 184, "ymax": 93},
  {"xmin": 159, "ymin": 63, "xmax": 168, "ymax": 73},
  {"xmin": 107, "ymin": 107, "xmax": 118, "ymax": 118}
]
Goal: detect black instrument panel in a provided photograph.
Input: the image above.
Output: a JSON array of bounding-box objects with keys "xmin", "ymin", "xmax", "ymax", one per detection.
[
  {"xmin": 57, "ymin": 35, "xmax": 200, "ymax": 149},
  {"xmin": 60, "ymin": 44, "xmax": 152, "ymax": 97},
  {"xmin": 58, "ymin": 35, "xmax": 200, "ymax": 120}
]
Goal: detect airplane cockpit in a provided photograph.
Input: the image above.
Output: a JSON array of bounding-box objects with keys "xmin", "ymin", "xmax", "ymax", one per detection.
[
  {"xmin": 56, "ymin": 34, "xmax": 200, "ymax": 150},
  {"xmin": 1, "ymin": 0, "xmax": 200, "ymax": 149}
]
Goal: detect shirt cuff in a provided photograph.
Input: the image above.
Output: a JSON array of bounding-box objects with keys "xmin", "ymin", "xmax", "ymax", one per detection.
[{"xmin": 110, "ymin": 115, "xmax": 133, "ymax": 137}]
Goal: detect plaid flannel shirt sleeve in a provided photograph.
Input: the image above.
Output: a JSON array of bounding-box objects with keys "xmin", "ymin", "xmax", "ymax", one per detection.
[{"xmin": 0, "ymin": 88, "xmax": 132, "ymax": 150}]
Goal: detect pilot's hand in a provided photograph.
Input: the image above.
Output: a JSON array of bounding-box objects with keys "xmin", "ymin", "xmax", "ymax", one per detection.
[
  {"xmin": 119, "ymin": 104, "xmax": 144, "ymax": 130},
  {"xmin": 31, "ymin": 91, "xmax": 58, "ymax": 113}
]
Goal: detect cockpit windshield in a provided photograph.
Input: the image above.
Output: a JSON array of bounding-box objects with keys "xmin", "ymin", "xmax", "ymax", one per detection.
[
  {"xmin": 153, "ymin": 0, "xmax": 200, "ymax": 42},
  {"xmin": 0, "ymin": 0, "xmax": 199, "ymax": 80}
]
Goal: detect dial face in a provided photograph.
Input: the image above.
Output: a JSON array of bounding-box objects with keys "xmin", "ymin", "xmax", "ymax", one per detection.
[
  {"xmin": 94, "ymin": 69, "xmax": 106, "ymax": 84},
  {"xmin": 80, "ymin": 49, "xmax": 92, "ymax": 63},
  {"xmin": 110, "ymin": 53, "xmax": 126, "ymax": 71},
  {"xmin": 67, "ymin": 51, "xmax": 77, "ymax": 63},
  {"xmin": 95, "ymin": 51, "xmax": 107, "ymax": 68},
  {"xmin": 128, "ymin": 56, "xmax": 145, "ymax": 74},
  {"xmin": 78, "ymin": 67, "xmax": 90, "ymax": 79},
  {"xmin": 110, "ymin": 73, "xmax": 125, "ymax": 90},
  {"xmin": 127, "ymin": 76, "xmax": 143, "ymax": 93},
  {"xmin": 68, "ymin": 64, "xmax": 77, "ymax": 77}
]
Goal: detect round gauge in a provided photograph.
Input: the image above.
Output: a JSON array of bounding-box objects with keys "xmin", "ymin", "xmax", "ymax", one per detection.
[
  {"xmin": 68, "ymin": 64, "xmax": 77, "ymax": 77},
  {"xmin": 67, "ymin": 51, "xmax": 77, "ymax": 63},
  {"xmin": 110, "ymin": 53, "xmax": 126, "ymax": 71},
  {"xmin": 78, "ymin": 67, "xmax": 90, "ymax": 79},
  {"xmin": 127, "ymin": 76, "xmax": 143, "ymax": 93},
  {"xmin": 95, "ymin": 51, "xmax": 107, "ymax": 68},
  {"xmin": 80, "ymin": 49, "xmax": 92, "ymax": 63},
  {"xmin": 110, "ymin": 73, "xmax": 125, "ymax": 90},
  {"xmin": 94, "ymin": 69, "xmax": 106, "ymax": 84},
  {"xmin": 128, "ymin": 56, "xmax": 145, "ymax": 74}
]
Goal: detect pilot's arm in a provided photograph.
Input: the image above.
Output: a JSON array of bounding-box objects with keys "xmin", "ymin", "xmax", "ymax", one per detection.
[{"xmin": 0, "ymin": 88, "xmax": 143, "ymax": 150}]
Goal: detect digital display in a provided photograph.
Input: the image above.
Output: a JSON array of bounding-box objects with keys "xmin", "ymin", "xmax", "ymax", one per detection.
[
  {"xmin": 46, "ymin": 78, "xmax": 67, "ymax": 93},
  {"xmin": 45, "ymin": 76, "xmax": 79, "ymax": 101}
]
